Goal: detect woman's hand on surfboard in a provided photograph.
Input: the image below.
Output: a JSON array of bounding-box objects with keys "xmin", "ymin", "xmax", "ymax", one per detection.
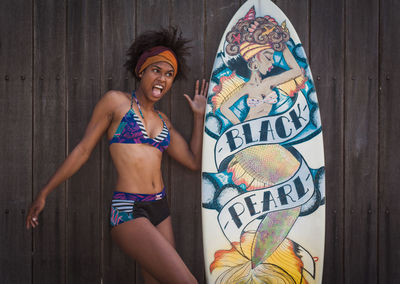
[
  {"xmin": 26, "ymin": 195, "xmax": 46, "ymax": 229},
  {"xmin": 184, "ymin": 79, "xmax": 208, "ymax": 116}
]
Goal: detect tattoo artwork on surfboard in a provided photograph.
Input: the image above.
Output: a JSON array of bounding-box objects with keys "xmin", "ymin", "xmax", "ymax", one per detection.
[{"xmin": 201, "ymin": 1, "xmax": 325, "ymax": 283}]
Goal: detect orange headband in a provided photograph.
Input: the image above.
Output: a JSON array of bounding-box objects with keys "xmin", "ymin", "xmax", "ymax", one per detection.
[{"xmin": 136, "ymin": 47, "xmax": 178, "ymax": 76}]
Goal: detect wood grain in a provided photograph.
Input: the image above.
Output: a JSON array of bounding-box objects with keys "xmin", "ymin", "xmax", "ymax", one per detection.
[
  {"xmin": 310, "ymin": 0, "xmax": 345, "ymax": 283},
  {"xmin": 275, "ymin": 0, "xmax": 310, "ymax": 55},
  {"xmin": 32, "ymin": 0, "xmax": 67, "ymax": 283},
  {"xmin": 344, "ymin": 0, "xmax": 379, "ymax": 283},
  {"xmin": 170, "ymin": 0, "xmax": 205, "ymax": 281},
  {"xmin": 0, "ymin": 0, "xmax": 33, "ymax": 283},
  {"xmin": 101, "ymin": 0, "xmax": 137, "ymax": 283},
  {"xmin": 134, "ymin": 1, "xmax": 172, "ymax": 282},
  {"xmin": 66, "ymin": 0, "xmax": 102, "ymax": 282},
  {"xmin": 379, "ymin": 0, "xmax": 400, "ymax": 283}
]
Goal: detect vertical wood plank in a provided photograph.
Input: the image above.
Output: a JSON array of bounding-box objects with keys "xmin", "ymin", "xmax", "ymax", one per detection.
[
  {"xmin": 345, "ymin": 0, "xmax": 379, "ymax": 283},
  {"xmin": 275, "ymin": 0, "xmax": 310, "ymax": 55},
  {"xmin": 310, "ymin": 0, "xmax": 345, "ymax": 283},
  {"xmin": 136, "ymin": 0, "xmax": 172, "ymax": 203},
  {"xmin": 379, "ymin": 0, "xmax": 400, "ymax": 283},
  {"xmin": 170, "ymin": 1, "xmax": 205, "ymax": 282},
  {"xmin": 136, "ymin": 0, "xmax": 171, "ymax": 114},
  {"xmin": 136, "ymin": 0, "xmax": 171, "ymax": 31},
  {"xmin": 33, "ymin": 1, "xmax": 67, "ymax": 283},
  {"xmin": 101, "ymin": 0, "xmax": 137, "ymax": 283},
  {"xmin": 135, "ymin": 1, "xmax": 172, "ymax": 282},
  {"xmin": 0, "ymin": 0, "xmax": 33, "ymax": 283},
  {"xmin": 205, "ymin": 0, "xmax": 240, "ymax": 75},
  {"xmin": 66, "ymin": 0, "xmax": 102, "ymax": 283},
  {"xmin": 135, "ymin": 1, "xmax": 172, "ymax": 192}
]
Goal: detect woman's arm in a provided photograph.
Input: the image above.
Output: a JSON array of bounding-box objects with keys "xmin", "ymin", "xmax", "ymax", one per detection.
[
  {"xmin": 165, "ymin": 80, "xmax": 208, "ymax": 171},
  {"xmin": 26, "ymin": 91, "xmax": 117, "ymax": 229},
  {"xmin": 262, "ymin": 47, "xmax": 302, "ymax": 88}
]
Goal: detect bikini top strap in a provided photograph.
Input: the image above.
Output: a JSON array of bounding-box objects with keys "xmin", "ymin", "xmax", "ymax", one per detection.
[
  {"xmin": 156, "ymin": 111, "xmax": 164, "ymax": 121},
  {"xmin": 157, "ymin": 112, "xmax": 169, "ymax": 129},
  {"xmin": 131, "ymin": 91, "xmax": 145, "ymax": 119},
  {"xmin": 130, "ymin": 91, "xmax": 135, "ymax": 109}
]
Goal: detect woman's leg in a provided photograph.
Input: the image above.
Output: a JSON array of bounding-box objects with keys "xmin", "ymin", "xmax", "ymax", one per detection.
[
  {"xmin": 140, "ymin": 217, "xmax": 177, "ymax": 284},
  {"xmin": 156, "ymin": 216, "xmax": 175, "ymax": 247},
  {"xmin": 111, "ymin": 217, "xmax": 197, "ymax": 284},
  {"xmin": 141, "ymin": 217, "xmax": 177, "ymax": 283}
]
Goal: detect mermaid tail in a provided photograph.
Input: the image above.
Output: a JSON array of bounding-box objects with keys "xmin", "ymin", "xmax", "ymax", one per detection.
[
  {"xmin": 251, "ymin": 207, "xmax": 301, "ymax": 268},
  {"xmin": 211, "ymin": 231, "xmax": 308, "ymax": 284},
  {"xmin": 216, "ymin": 144, "xmax": 305, "ymax": 282}
]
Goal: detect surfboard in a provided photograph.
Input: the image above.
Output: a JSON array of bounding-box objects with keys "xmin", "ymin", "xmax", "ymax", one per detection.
[{"xmin": 201, "ymin": 0, "xmax": 325, "ymax": 283}]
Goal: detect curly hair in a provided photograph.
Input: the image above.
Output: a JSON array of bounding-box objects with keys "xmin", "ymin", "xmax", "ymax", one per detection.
[
  {"xmin": 124, "ymin": 27, "xmax": 191, "ymax": 81},
  {"xmin": 225, "ymin": 16, "xmax": 289, "ymax": 56}
]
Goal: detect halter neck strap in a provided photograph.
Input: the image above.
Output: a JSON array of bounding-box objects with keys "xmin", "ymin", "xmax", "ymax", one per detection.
[{"xmin": 131, "ymin": 91, "xmax": 145, "ymax": 119}]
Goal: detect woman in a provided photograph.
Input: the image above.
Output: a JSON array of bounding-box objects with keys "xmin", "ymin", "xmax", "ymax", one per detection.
[
  {"xmin": 26, "ymin": 28, "xmax": 207, "ymax": 284},
  {"xmin": 218, "ymin": 17, "xmax": 303, "ymax": 124}
]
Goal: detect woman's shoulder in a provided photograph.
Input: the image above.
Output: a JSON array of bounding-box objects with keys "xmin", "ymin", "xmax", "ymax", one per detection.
[
  {"xmin": 103, "ymin": 90, "xmax": 131, "ymax": 102},
  {"xmin": 90, "ymin": 90, "xmax": 132, "ymax": 119},
  {"xmin": 97, "ymin": 90, "xmax": 131, "ymax": 109}
]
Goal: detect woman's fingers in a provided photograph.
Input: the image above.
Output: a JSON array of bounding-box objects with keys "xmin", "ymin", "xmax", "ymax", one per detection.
[
  {"xmin": 203, "ymin": 81, "xmax": 209, "ymax": 97},
  {"xmin": 190, "ymin": 79, "xmax": 208, "ymax": 101},
  {"xmin": 26, "ymin": 198, "xmax": 45, "ymax": 229},
  {"xmin": 32, "ymin": 216, "xmax": 39, "ymax": 227},
  {"xmin": 195, "ymin": 80, "xmax": 200, "ymax": 95},
  {"xmin": 26, "ymin": 214, "xmax": 34, "ymax": 229},
  {"xmin": 26, "ymin": 209, "xmax": 33, "ymax": 228},
  {"xmin": 26, "ymin": 208, "xmax": 38, "ymax": 229},
  {"xmin": 200, "ymin": 79, "xmax": 205, "ymax": 96}
]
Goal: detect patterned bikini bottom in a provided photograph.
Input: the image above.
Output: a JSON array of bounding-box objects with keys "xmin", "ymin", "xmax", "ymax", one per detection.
[{"xmin": 110, "ymin": 188, "xmax": 170, "ymax": 228}]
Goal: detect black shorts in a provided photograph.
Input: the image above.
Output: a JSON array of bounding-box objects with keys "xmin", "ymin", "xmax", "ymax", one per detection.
[{"xmin": 110, "ymin": 189, "xmax": 170, "ymax": 227}]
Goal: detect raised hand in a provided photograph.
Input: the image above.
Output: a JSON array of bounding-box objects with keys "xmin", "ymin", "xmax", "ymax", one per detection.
[{"xmin": 183, "ymin": 79, "xmax": 209, "ymax": 116}]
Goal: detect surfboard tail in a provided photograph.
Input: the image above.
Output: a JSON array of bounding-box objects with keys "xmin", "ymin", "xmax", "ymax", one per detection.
[{"xmin": 211, "ymin": 231, "xmax": 310, "ymax": 284}]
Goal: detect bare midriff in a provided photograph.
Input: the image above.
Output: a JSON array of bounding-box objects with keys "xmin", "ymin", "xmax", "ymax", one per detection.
[{"xmin": 109, "ymin": 143, "xmax": 164, "ymax": 194}]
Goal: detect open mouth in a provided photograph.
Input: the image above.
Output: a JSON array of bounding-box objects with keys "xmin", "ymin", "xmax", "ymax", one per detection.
[{"xmin": 152, "ymin": 84, "xmax": 164, "ymax": 96}]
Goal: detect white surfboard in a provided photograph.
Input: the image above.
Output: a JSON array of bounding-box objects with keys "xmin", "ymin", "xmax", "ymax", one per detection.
[{"xmin": 201, "ymin": 0, "xmax": 325, "ymax": 283}]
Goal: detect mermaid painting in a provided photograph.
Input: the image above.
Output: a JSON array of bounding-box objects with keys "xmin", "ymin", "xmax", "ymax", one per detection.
[{"xmin": 208, "ymin": 7, "xmax": 313, "ymax": 284}]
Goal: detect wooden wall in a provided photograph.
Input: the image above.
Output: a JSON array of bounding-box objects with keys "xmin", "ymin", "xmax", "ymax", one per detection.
[{"xmin": 1, "ymin": 0, "xmax": 399, "ymax": 283}]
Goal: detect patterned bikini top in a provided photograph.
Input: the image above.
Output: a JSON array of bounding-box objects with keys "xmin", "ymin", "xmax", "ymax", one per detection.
[{"xmin": 109, "ymin": 92, "xmax": 170, "ymax": 152}]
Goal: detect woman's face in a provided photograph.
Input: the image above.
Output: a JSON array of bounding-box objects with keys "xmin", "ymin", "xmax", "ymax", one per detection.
[
  {"xmin": 254, "ymin": 49, "xmax": 274, "ymax": 75},
  {"xmin": 138, "ymin": 61, "xmax": 175, "ymax": 101}
]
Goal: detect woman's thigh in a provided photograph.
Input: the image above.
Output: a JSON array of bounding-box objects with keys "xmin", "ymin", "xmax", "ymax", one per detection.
[
  {"xmin": 111, "ymin": 217, "xmax": 196, "ymax": 284},
  {"xmin": 156, "ymin": 216, "xmax": 175, "ymax": 248},
  {"xmin": 140, "ymin": 217, "xmax": 176, "ymax": 283}
]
